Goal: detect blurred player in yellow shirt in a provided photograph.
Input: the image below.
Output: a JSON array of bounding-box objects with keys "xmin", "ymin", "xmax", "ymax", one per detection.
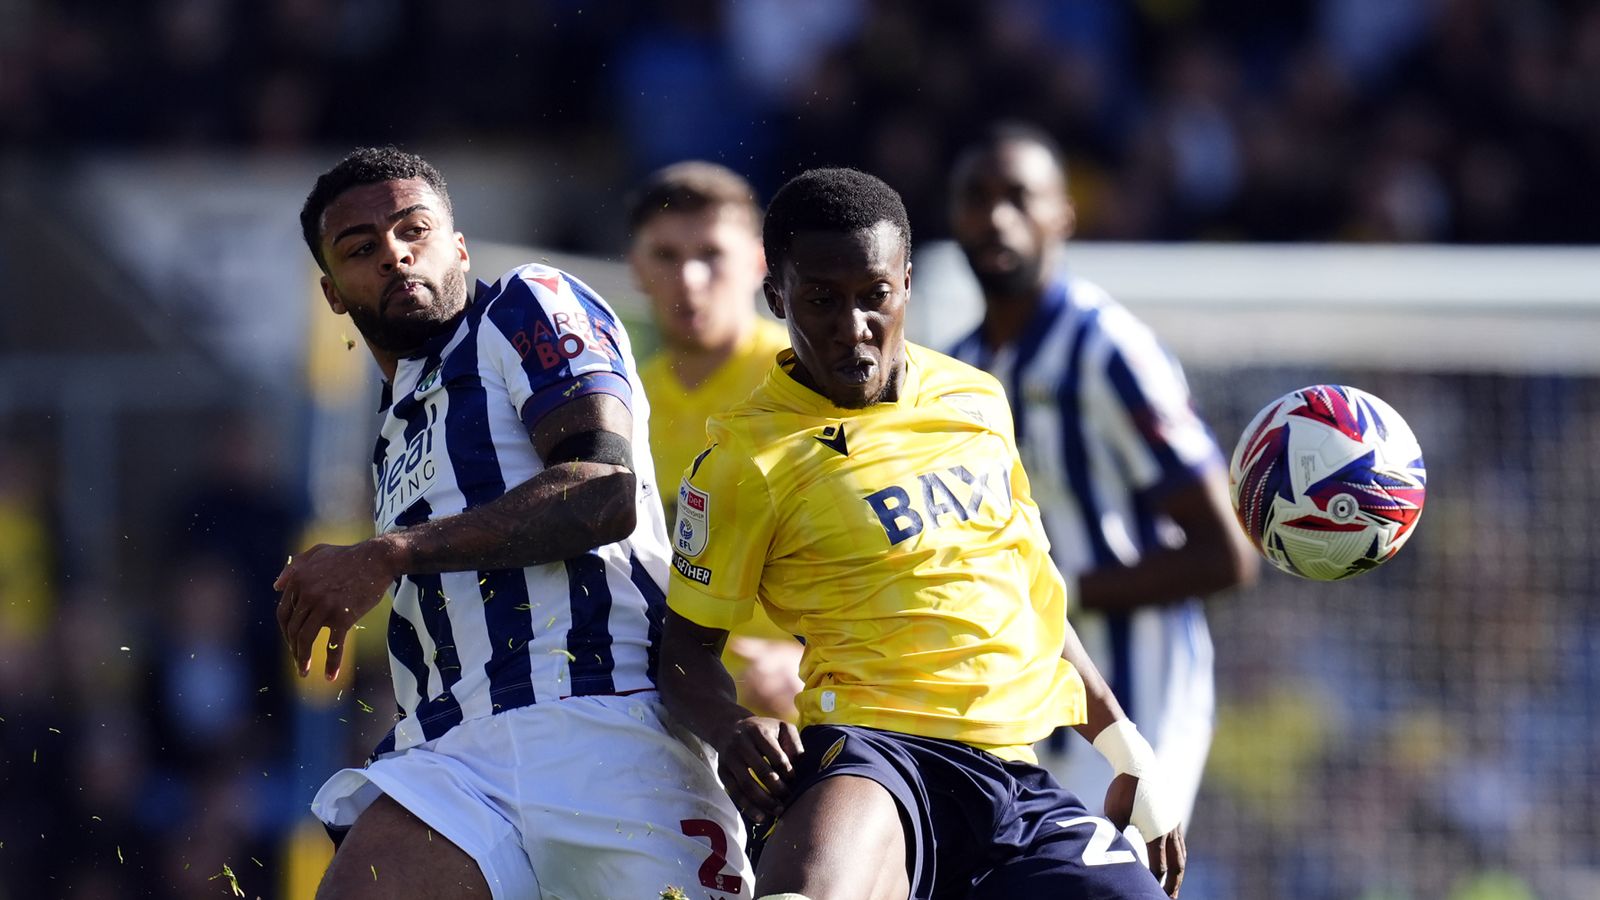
[
  {"xmin": 627, "ymin": 161, "xmax": 801, "ymax": 720},
  {"xmin": 659, "ymin": 168, "xmax": 1185, "ymax": 899}
]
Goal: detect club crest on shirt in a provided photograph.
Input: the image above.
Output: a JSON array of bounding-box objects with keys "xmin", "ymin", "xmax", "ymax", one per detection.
[
  {"xmin": 939, "ymin": 392, "xmax": 989, "ymax": 428},
  {"xmin": 414, "ymin": 366, "xmax": 443, "ymax": 398},
  {"xmin": 675, "ymin": 479, "xmax": 710, "ymax": 558}
]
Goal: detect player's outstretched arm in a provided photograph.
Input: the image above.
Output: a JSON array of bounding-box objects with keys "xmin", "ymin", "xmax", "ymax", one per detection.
[
  {"xmin": 274, "ymin": 393, "xmax": 638, "ymax": 681},
  {"xmin": 1062, "ymin": 623, "xmax": 1187, "ymax": 898},
  {"xmin": 660, "ymin": 609, "xmax": 804, "ymax": 827},
  {"xmin": 1076, "ymin": 467, "xmax": 1257, "ymax": 614},
  {"xmin": 379, "ymin": 391, "xmax": 640, "ymax": 572}
]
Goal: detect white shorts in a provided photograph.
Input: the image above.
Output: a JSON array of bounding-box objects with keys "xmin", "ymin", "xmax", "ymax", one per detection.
[{"xmin": 311, "ymin": 693, "xmax": 752, "ymax": 900}]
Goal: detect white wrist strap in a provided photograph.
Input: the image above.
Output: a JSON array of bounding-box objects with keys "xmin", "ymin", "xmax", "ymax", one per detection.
[
  {"xmin": 1093, "ymin": 719, "xmax": 1181, "ymax": 839},
  {"xmin": 1093, "ymin": 718, "xmax": 1155, "ymax": 778}
]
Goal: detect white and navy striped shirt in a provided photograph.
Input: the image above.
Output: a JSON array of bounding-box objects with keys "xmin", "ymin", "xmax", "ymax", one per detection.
[
  {"xmin": 369, "ymin": 263, "xmax": 669, "ymax": 756},
  {"xmin": 949, "ymin": 273, "xmax": 1220, "ymax": 752}
]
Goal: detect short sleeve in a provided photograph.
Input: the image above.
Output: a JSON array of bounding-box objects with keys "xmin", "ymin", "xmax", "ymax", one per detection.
[
  {"xmin": 479, "ymin": 265, "xmax": 634, "ymax": 432},
  {"xmin": 1027, "ymin": 522, "xmax": 1071, "ymax": 621},
  {"xmin": 997, "ymin": 381, "xmax": 1060, "ymax": 575},
  {"xmin": 1088, "ymin": 312, "xmax": 1222, "ymax": 497},
  {"xmin": 665, "ymin": 441, "xmax": 776, "ymax": 632}
]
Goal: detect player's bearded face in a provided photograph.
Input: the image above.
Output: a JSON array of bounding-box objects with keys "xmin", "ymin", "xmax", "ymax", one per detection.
[
  {"xmin": 346, "ymin": 264, "xmax": 469, "ymax": 354},
  {"xmin": 964, "ymin": 241, "xmax": 1046, "ymax": 297},
  {"xmin": 320, "ymin": 178, "xmax": 472, "ymax": 356},
  {"xmin": 950, "ymin": 142, "xmax": 1070, "ymax": 298},
  {"xmin": 767, "ymin": 222, "xmax": 910, "ymax": 409}
]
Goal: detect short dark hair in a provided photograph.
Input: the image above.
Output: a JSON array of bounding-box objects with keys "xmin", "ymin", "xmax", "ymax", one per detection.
[
  {"xmin": 960, "ymin": 120, "xmax": 1069, "ymax": 186},
  {"xmin": 763, "ymin": 167, "xmax": 911, "ymax": 274},
  {"xmin": 300, "ymin": 147, "xmax": 453, "ymax": 272},
  {"xmin": 626, "ymin": 161, "xmax": 760, "ymax": 235}
]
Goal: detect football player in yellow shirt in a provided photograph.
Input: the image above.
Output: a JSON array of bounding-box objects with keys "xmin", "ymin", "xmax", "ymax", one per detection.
[
  {"xmin": 659, "ymin": 168, "xmax": 1185, "ymax": 899},
  {"xmin": 627, "ymin": 161, "xmax": 802, "ymax": 720}
]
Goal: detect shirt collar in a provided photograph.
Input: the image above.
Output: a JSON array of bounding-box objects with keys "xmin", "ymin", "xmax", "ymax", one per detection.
[{"xmin": 406, "ymin": 279, "xmax": 487, "ymax": 361}]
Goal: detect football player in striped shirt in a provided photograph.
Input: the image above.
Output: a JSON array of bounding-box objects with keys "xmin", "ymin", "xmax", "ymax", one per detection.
[
  {"xmin": 627, "ymin": 161, "xmax": 802, "ymax": 722},
  {"xmin": 948, "ymin": 122, "xmax": 1258, "ymax": 849},
  {"xmin": 659, "ymin": 167, "xmax": 1183, "ymax": 899},
  {"xmin": 277, "ymin": 148, "xmax": 749, "ymax": 899}
]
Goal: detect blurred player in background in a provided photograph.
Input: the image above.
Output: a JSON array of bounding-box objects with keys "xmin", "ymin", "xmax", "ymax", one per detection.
[
  {"xmin": 278, "ymin": 147, "xmax": 749, "ymax": 899},
  {"xmin": 660, "ymin": 167, "xmax": 1183, "ymax": 899},
  {"xmin": 948, "ymin": 122, "xmax": 1258, "ymax": 844},
  {"xmin": 627, "ymin": 161, "xmax": 803, "ymax": 721}
]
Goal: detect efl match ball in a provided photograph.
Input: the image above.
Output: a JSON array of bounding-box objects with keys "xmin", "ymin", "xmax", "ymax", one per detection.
[{"xmin": 1229, "ymin": 385, "xmax": 1426, "ymax": 580}]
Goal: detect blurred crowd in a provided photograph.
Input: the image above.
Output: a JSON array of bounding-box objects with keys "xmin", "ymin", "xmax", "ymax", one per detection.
[
  {"xmin": 0, "ymin": 418, "xmax": 393, "ymax": 899},
  {"xmin": 4, "ymin": 0, "xmax": 1599, "ymax": 245},
  {"xmin": 0, "ymin": 419, "xmax": 306, "ymax": 898}
]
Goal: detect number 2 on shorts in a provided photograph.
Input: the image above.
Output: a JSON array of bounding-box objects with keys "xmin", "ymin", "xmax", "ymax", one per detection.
[
  {"xmin": 1056, "ymin": 815, "xmax": 1138, "ymax": 866},
  {"xmin": 679, "ymin": 818, "xmax": 745, "ymax": 895}
]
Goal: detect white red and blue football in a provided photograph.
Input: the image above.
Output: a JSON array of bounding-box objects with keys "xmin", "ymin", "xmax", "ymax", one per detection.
[{"xmin": 1229, "ymin": 385, "xmax": 1426, "ymax": 580}]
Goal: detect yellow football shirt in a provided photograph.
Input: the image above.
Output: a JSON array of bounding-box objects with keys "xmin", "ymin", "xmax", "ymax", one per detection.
[
  {"xmin": 667, "ymin": 343, "xmax": 1086, "ymax": 751},
  {"xmin": 641, "ymin": 317, "xmax": 789, "ymax": 514}
]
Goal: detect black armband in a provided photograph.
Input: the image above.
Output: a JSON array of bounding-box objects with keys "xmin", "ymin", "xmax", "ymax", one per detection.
[{"xmin": 546, "ymin": 430, "xmax": 634, "ymax": 470}]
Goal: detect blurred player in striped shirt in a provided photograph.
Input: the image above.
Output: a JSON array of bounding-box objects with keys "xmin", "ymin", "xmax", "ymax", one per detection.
[
  {"xmin": 277, "ymin": 147, "xmax": 749, "ymax": 899},
  {"xmin": 948, "ymin": 122, "xmax": 1258, "ymax": 849}
]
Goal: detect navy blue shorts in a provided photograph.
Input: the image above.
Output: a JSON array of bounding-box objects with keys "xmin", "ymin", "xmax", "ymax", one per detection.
[{"xmin": 752, "ymin": 724, "xmax": 1167, "ymax": 900}]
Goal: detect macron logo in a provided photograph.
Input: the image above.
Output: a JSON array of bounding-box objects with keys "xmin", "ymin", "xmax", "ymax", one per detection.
[{"xmin": 815, "ymin": 423, "xmax": 848, "ymax": 456}]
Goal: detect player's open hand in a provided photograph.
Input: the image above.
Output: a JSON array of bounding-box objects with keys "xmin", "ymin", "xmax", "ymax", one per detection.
[
  {"xmin": 274, "ymin": 537, "xmax": 404, "ymax": 680},
  {"xmin": 1145, "ymin": 824, "xmax": 1185, "ymax": 898},
  {"xmin": 715, "ymin": 715, "xmax": 804, "ymax": 827}
]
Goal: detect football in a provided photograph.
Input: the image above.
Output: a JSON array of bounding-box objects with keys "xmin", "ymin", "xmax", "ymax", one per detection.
[{"xmin": 1229, "ymin": 385, "xmax": 1427, "ymax": 580}]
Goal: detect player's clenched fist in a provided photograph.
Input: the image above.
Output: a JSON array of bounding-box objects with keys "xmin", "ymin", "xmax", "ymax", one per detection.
[
  {"xmin": 713, "ymin": 715, "xmax": 804, "ymax": 827},
  {"xmin": 274, "ymin": 536, "xmax": 406, "ymax": 680}
]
